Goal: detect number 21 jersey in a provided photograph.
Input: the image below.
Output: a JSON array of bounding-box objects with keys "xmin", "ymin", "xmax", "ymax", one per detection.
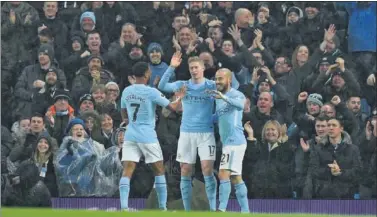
[{"xmin": 121, "ymin": 84, "xmax": 170, "ymax": 143}]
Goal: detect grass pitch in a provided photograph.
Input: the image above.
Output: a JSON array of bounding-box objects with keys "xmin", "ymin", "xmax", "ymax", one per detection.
[{"xmin": 1, "ymin": 209, "xmax": 373, "ymax": 217}]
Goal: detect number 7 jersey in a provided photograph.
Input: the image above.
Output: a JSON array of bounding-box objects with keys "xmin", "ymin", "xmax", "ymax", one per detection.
[{"xmin": 121, "ymin": 84, "xmax": 170, "ymax": 143}]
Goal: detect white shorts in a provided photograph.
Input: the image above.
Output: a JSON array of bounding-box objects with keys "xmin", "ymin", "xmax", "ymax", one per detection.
[
  {"xmin": 219, "ymin": 145, "xmax": 246, "ymax": 175},
  {"xmin": 121, "ymin": 141, "xmax": 163, "ymax": 164},
  {"xmin": 176, "ymin": 132, "xmax": 216, "ymax": 164}
]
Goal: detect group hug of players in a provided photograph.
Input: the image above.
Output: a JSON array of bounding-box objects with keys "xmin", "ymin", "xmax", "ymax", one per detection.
[{"xmin": 119, "ymin": 51, "xmax": 252, "ymax": 213}]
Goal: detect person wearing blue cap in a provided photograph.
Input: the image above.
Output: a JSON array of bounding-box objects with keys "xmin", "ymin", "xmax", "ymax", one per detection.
[
  {"xmin": 147, "ymin": 42, "xmax": 175, "ymax": 88},
  {"xmin": 80, "ymin": 11, "xmax": 96, "ymax": 32}
]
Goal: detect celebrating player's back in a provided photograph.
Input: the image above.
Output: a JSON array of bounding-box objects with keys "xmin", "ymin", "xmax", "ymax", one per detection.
[
  {"xmin": 122, "ymin": 84, "xmax": 167, "ymax": 143},
  {"xmin": 119, "ymin": 62, "xmax": 182, "ymax": 212}
]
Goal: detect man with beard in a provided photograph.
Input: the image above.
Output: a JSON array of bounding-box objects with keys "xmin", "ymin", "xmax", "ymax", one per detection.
[
  {"xmin": 72, "ymin": 55, "xmax": 114, "ymax": 103},
  {"xmin": 347, "ymin": 96, "xmax": 368, "ymax": 136},
  {"xmin": 119, "ymin": 62, "xmax": 183, "ymax": 211},
  {"xmin": 208, "ymin": 68, "xmax": 249, "ymax": 213},
  {"xmin": 32, "ymin": 68, "xmax": 65, "ymax": 115},
  {"xmin": 14, "ymin": 43, "xmax": 66, "ymax": 120},
  {"xmin": 199, "ymin": 51, "xmax": 239, "ymax": 89}
]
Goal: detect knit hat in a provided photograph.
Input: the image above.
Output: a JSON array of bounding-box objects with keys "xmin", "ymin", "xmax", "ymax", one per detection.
[
  {"xmin": 38, "ymin": 43, "xmax": 55, "ymax": 62},
  {"xmin": 53, "ymin": 89, "xmax": 71, "ymax": 102},
  {"xmin": 46, "ymin": 68, "xmax": 57, "ymax": 76},
  {"xmin": 80, "ymin": 11, "xmax": 96, "ymax": 24},
  {"xmin": 65, "ymin": 118, "xmax": 86, "ymax": 136},
  {"xmin": 87, "ymin": 54, "xmax": 104, "ymax": 65},
  {"xmin": 79, "ymin": 94, "xmax": 94, "ymax": 106},
  {"xmin": 287, "ymin": 7, "xmax": 300, "ymax": 16},
  {"xmin": 147, "ymin": 42, "xmax": 164, "ymax": 55},
  {"xmin": 71, "ymin": 35, "xmax": 84, "ymax": 48},
  {"xmin": 319, "ymin": 55, "xmax": 336, "ymax": 65},
  {"xmin": 36, "ymin": 131, "xmax": 53, "ymax": 148},
  {"xmin": 307, "ymin": 93, "xmax": 323, "ymax": 107}
]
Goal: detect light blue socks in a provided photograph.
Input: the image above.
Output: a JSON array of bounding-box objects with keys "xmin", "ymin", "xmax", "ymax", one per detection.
[
  {"xmin": 119, "ymin": 177, "xmax": 130, "ymax": 210},
  {"xmin": 155, "ymin": 175, "xmax": 167, "ymax": 210},
  {"xmin": 235, "ymin": 182, "xmax": 249, "ymax": 213},
  {"xmin": 180, "ymin": 176, "xmax": 193, "ymax": 211},
  {"xmin": 218, "ymin": 179, "xmax": 231, "ymax": 211},
  {"xmin": 204, "ymin": 174, "xmax": 217, "ymax": 211}
]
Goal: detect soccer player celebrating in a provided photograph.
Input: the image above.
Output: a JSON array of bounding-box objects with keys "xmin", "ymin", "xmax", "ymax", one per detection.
[
  {"xmin": 208, "ymin": 68, "xmax": 249, "ymax": 213},
  {"xmin": 119, "ymin": 62, "xmax": 183, "ymax": 211},
  {"xmin": 158, "ymin": 52, "xmax": 218, "ymax": 211}
]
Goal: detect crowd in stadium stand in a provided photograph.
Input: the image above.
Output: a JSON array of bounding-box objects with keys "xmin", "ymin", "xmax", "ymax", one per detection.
[{"xmin": 1, "ymin": 1, "xmax": 376, "ymax": 208}]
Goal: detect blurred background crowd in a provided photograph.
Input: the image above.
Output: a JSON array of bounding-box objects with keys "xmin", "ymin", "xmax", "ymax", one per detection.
[{"xmin": 1, "ymin": 1, "xmax": 376, "ymax": 208}]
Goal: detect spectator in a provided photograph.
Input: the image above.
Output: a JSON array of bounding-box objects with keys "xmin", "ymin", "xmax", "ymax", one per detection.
[
  {"xmin": 14, "ymin": 43, "xmax": 66, "ymax": 119},
  {"xmin": 30, "ymin": 132, "xmax": 58, "ymax": 197},
  {"xmin": 243, "ymin": 120, "xmax": 294, "ymax": 198},
  {"xmin": 309, "ymin": 117, "xmax": 362, "ymax": 199},
  {"xmin": 9, "ymin": 113, "xmax": 57, "ymax": 164},
  {"xmin": 45, "ymin": 89, "xmax": 75, "ymax": 144},
  {"xmin": 77, "ymin": 94, "xmax": 95, "ymax": 115},
  {"xmin": 71, "ymin": 55, "xmax": 114, "ymax": 102},
  {"xmin": 105, "ymin": 82, "xmax": 121, "ymax": 111},
  {"xmin": 346, "ymin": 96, "xmax": 368, "ymax": 136},
  {"xmin": 1, "ymin": 161, "xmax": 51, "ymax": 207}
]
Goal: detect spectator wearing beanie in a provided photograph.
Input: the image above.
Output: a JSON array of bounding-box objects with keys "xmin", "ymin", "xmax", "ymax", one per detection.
[
  {"xmin": 14, "ymin": 43, "xmax": 66, "ymax": 120},
  {"xmin": 293, "ymin": 92, "xmax": 324, "ymax": 141},
  {"xmin": 147, "ymin": 42, "xmax": 175, "ymax": 88},
  {"xmin": 71, "ymin": 54, "xmax": 114, "ymax": 103},
  {"xmin": 61, "ymin": 34, "xmax": 87, "ymax": 87},
  {"xmin": 312, "ymin": 57, "xmax": 361, "ymax": 103},
  {"xmin": 32, "ymin": 68, "xmax": 65, "ymax": 115},
  {"xmin": 45, "ymin": 89, "xmax": 75, "ymax": 144},
  {"xmin": 77, "ymin": 94, "xmax": 95, "ymax": 115}
]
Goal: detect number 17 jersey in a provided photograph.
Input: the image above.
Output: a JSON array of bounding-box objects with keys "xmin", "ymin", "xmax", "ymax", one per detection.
[{"xmin": 121, "ymin": 84, "xmax": 170, "ymax": 143}]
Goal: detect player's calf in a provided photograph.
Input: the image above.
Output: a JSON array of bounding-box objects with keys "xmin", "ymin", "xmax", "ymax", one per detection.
[
  {"xmin": 201, "ymin": 160, "xmax": 217, "ymax": 211},
  {"xmin": 218, "ymin": 169, "xmax": 231, "ymax": 212},
  {"xmin": 231, "ymin": 175, "xmax": 249, "ymax": 213},
  {"xmin": 120, "ymin": 161, "xmax": 137, "ymax": 210},
  {"xmin": 151, "ymin": 160, "xmax": 168, "ymax": 210}
]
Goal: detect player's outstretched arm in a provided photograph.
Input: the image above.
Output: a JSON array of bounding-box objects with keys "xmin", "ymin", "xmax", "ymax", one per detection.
[
  {"xmin": 209, "ymin": 90, "xmax": 245, "ymax": 111},
  {"xmin": 158, "ymin": 51, "xmax": 183, "ymax": 93}
]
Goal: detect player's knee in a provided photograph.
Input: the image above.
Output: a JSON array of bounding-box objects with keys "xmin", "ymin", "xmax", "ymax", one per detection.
[
  {"xmin": 230, "ymin": 175, "xmax": 243, "ymax": 185},
  {"xmin": 218, "ymin": 169, "xmax": 231, "ymax": 180},
  {"xmin": 200, "ymin": 160, "xmax": 214, "ymax": 176},
  {"xmin": 180, "ymin": 163, "xmax": 193, "ymax": 176},
  {"xmin": 151, "ymin": 161, "xmax": 165, "ymax": 176},
  {"xmin": 122, "ymin": 161, "xmax": 137, "ymax": 177}
]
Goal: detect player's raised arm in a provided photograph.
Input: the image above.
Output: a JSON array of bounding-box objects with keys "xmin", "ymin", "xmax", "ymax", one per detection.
[
  {"xmin": 158, "ymin": 51, "xmax": 183, "ymax": 93},
  {"xmin": 210, "ymin": 90, "xmax": 245, "ymax": 111}
]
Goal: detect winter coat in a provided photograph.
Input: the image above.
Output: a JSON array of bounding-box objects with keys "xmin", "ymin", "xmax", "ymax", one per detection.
[
  {"xmin": 157, "ymin": 109, "xmax": 182, "ymax": 160},
  {"xmin": 71, "ymin": 67, "xmax": 114, "ymax": 103},
  {"xmin": 309, "ymin": 132, "xmax": 362, "ymax": 199},
  {"xmin": 1, "ymin": 2, "xmax": 40, "ymax": 70},
  {"xmin": 243, "ymin": 106, "xmax": 285, "ymax": 141},
  {"xmin": 1, "ymin": 161, "xmax": 51, "ymax": 207},
  {"xmin": 13, "ymin": 64, "xmax": 66, "ymax": 118},
  {"xmin": 244, "ymin": 139, "xmax": 295, "ymax": 198}
]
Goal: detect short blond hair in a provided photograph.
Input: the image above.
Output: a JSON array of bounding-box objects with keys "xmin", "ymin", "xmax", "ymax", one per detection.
[
  {"xmin": 188, "ymin": 56, "xmax": 204, "ymax": 67},
  {"xmin": 261, "ymin": 120, "xmax": 281, "ymax": 143}
]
